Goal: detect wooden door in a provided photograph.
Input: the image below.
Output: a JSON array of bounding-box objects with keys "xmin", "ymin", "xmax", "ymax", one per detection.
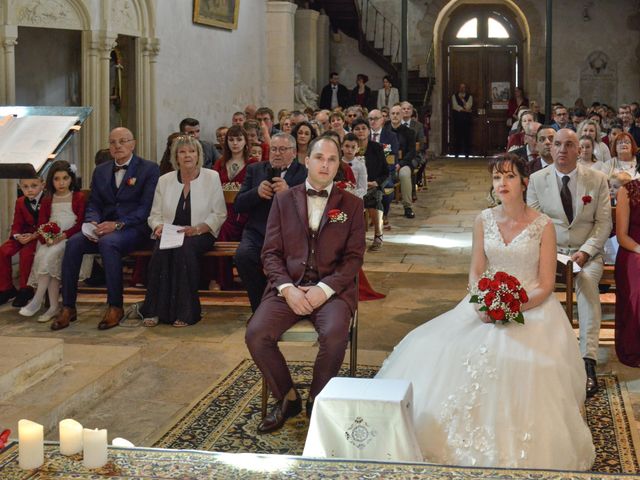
[{"xmin": 448, "ymin": 46, "xmax": 516, "ymax": 156}]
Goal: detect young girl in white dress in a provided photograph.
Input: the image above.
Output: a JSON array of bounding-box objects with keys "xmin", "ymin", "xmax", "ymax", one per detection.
[
  {"xmin": 376, "ymin": 154, "xmax": 595, "ymax": 470},
  {"xmin": 19, "ymin": 161, "xmax": 89, "ymax": 322}
]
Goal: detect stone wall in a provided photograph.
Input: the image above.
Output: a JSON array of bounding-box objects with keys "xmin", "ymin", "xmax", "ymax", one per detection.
[
  {"xmin": 329, "ymin": 30, "xmax": 388, "ymax": 93},
  {"xmin": 154, "ymin": 1, "xmax": 267, "ymax": 159}
]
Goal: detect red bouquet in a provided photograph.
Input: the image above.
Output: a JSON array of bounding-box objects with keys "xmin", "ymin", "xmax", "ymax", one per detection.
[
  {"xmin": 469, "ymin": 270, "xmax": 528, "ymax": 324},
  {"xmin": 38, "ymin": 222, "xmax": 61, "ymax": 245}
]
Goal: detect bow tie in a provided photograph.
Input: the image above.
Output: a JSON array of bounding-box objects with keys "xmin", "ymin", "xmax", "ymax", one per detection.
[
  {"xmin": 29, "ymin": 199, "xmax": 38, "ymax": 206},
  {"xmin": 307, "ymin": 189, "xmax": 328, "ymax": 198},
  {"xmin": 114, "ymin": 164, "xmax": 128, "ymax": 172}
]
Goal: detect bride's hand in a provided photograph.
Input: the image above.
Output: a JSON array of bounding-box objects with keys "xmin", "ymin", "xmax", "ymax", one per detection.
[{"xmin": 474, "ymin": 304, "xmax": 493, "ymax": 323}]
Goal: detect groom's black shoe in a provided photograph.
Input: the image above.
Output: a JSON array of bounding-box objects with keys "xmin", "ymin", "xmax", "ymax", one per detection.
[
  {"xmin": 584, "ymin": 358, "xmax": 598, "ymax": 398},
  {"xmin": 258, "ymin": 390, "xmax": 302, "ymax": 433}
]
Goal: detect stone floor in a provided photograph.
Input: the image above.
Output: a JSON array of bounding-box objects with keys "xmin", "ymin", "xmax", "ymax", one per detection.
[{"xmin": 1, "ymin": 158, "xmax": 639, "ymax": 448}]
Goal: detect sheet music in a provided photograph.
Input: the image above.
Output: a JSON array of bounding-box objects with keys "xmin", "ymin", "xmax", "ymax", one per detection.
[
  {"xmin": 159, "ymin": 224, "xmax": 185, "ymax": 250},
  {"xmin": 557, "ymin": 253, "xmax": 582, "ymax": 273},
  {"xmin": 0, "ymin": 115, "xmax": 79, "ymax": 172}
]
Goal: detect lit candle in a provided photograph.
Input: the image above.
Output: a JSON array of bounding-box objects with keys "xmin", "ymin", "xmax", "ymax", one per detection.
[
  {"xmin": 82, "ymin": 428, "xmax": 107, "ymax": 469},
  {"xmin": 59, "ymin": 419, "xmax": 83, "ymax": 455},
  {"xmin": 18, "ymin": 419, "xmax": 44, "ymax": 470}
]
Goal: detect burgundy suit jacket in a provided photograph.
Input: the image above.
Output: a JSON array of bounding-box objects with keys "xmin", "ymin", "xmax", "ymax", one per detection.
[
  {"xmin": 10, "ymin": 196, "xmax": 39, "ymax": 237},
  {"xmin": 261, "ymin": 183, "xmax": 365, "ymax": 314}
]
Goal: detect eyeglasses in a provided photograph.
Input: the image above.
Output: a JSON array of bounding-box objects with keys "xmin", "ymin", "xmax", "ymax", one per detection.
[
  {"xmin": 108, "ymin": 139, "xmax": 134, "ymax": 146},
  {"xmin": 368, "ymin": 116, "xmax": 382, "ymax": 121},
  {"xmin": 617, "ymin": 139, "xmax": 632, "ymax": 145},
  {"xmin": 269, "ymin": 146, "xmax": 293, "ymax": 154}
]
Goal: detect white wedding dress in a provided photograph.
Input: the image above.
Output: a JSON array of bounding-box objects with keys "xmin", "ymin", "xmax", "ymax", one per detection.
[{"xmin": 376, "ymin": 209, "xmax": 595, "ymax": 470}]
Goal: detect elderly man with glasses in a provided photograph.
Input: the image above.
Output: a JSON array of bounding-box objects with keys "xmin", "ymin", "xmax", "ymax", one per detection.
[
  {"xmin": 234, "ymin": 133, "xmax": 308, "ymax": 311},
  {"xmin": 52, "ymin": 127, "xmax": 159, "ymax": 331}
]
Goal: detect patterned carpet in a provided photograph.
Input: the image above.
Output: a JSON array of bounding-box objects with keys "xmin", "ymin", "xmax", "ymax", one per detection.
[{"xmin": 153, "ymin": 359, "xmax": 640, "ymax": 475}]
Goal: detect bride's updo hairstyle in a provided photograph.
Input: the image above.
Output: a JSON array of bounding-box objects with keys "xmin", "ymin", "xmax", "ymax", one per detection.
[{"xmin": 488, "ymin": 153, "xmax": 528, "ymax": 201}]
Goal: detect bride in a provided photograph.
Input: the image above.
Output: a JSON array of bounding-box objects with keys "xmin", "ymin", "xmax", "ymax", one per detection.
[{"xmin": 376, "ymin": 154, "xmax": 595, "ymax": 470}]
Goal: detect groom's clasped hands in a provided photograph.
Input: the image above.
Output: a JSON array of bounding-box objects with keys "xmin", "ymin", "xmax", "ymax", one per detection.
[{"xmin": 282, "ymin": 285, "xmax": 328, "ymax": 315}]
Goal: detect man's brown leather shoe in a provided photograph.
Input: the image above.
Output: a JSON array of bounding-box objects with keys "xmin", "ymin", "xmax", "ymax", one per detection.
[
  {"xmin": 258, "ymin": 390, "xmax": 302, "ymax": 434},
  {"xmin": 98, "ymin": 306, "xmax": 124, "ymax": 330},
  {"xmin": 51, "ymin": 307, "xmax": 77, "ymax": 331}
]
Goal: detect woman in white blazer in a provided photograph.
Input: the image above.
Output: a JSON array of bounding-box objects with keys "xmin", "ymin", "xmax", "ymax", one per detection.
[
  {"xmin": 141, "ymin": 135, "xmax": 227, "ymax": 327},
  {"xmin": 377, "ymin": 76, "xmax": 400, "ymax": 110}
]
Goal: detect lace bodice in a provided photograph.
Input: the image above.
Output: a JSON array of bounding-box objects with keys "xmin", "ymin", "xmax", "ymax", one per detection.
[{"xmin": 481, "ymin": 208, "xmax": 550, "ymax": 291}]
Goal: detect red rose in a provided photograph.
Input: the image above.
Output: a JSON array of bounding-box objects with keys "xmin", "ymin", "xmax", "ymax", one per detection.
[
  {"xmin": 519, "ymin": 288, "xmax": 529, "ymax": 303},
  {"xmin": 494, "ymin": 271, "xmax": 508, "ymax": 282},
  {"xmin": 488, "ymin": 309, "xmax": 505, "ymax": 321},
  {"xmin": 582, "ymin": 195, "xmax": 592, "ymax": 205},
  {"xmin": 489, "ymin": 279, "xmax": 501, "ymax": 291},
  {"xmin": 509, "ymin": 300, "xmax": 521, "ymax": 312},
  {"xmin": 484, "ymin": 292, "xmax": 496, "ymax": 307},
  {"xmin": 328, "ymin": 209, "xmax": 341, "ymax": 216},
  {"xmin": 336, "ymin": 181, "xmax": 347, "ymax": 190},
  {"xmin": 502, "ymin": 292, "xmax": 514, "ymax": 303},
  {"xmin": 478, "ymin": 278, "xmax": 491, "ymax": 291},
  {"xmin": 505, "ymin": 277, "xmax": 518, "ymax": 290}
]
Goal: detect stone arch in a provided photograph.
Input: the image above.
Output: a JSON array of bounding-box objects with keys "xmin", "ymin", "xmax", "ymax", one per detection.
[
  {"xmin": 426, "ymin": 0, "xmax": 539, "ymax": 155},
  {"xmin": 12, "ymin": 0, "xmax": 91, "ymax": 31},
  {"xmin": 104, "ymin": 0, "xmax": 155, "ymax": 37}
]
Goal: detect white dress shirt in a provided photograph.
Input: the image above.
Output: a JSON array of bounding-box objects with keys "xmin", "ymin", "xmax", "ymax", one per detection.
[{"xmin": 114, "ymin": 156, "xmax": 133, "ymax": 188}]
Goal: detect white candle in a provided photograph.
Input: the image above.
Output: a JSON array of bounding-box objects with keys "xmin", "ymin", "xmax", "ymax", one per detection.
[
  {"xmin": 82, "ymin": 428, "xmax": 108, "ymax": 469},
  {"xmin": 18, "ymin": 419, "xmax": 44, "ymax": 470},
  {"xmin": 59, "ymin": 419, "xmax": 83, "ymax": 455}
]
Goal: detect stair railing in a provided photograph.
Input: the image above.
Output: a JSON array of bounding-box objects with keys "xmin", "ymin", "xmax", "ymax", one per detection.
[
  {"xmin": 355, "ymin": 0, "xmax": 401, "ymax": 64},
  {"xmin": 423, "ymin": 40, "xmax": 436, "ymax": 107}
]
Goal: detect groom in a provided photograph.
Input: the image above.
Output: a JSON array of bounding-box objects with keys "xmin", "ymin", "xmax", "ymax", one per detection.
[
  {"xmin": 527, "ymin": 128, "xmax": 611, "ymax": 397},
  {"xmin": 245, "ymin": 136, "xmax": 365, "ymax": 433}
]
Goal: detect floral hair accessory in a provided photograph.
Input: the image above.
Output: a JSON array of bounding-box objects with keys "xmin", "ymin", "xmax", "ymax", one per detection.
[
  {"xmin": 126, "ymin": 177, "xmax": 137, "ymax": 187},
  {"xmin": 582, "ymin": 195, "xmax": 592, "ymax": 205},
  {"xmin": 328, "ymin": 209, "xmax": 348, "ymax": 223}
]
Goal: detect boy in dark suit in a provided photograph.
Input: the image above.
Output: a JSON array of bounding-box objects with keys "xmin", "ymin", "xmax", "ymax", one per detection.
[
  {"xmin": 0, "ymin": 175, "xmax": 44, "ymax": 306},
  {"xmin": 246, "ymin": 136, "xmax": 365, "ymax": 433}
]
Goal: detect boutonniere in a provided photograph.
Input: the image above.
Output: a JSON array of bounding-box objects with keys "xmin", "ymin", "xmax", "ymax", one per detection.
[
  {"xmin": 126, "ymin": 177, "xmax": 137, "ymax": 187},
  {"xmin": 328, "ymin": 209, "xmax": 348, "ymax": 223},
  {"xmin": 582, "ymin": 194, "xmax": 592, "ymax": 205}
]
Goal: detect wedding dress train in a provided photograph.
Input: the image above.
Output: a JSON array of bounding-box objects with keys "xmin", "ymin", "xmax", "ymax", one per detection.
[{"xmin": 376, "ymin": 209, "xmax": 595, "ymax": 470}]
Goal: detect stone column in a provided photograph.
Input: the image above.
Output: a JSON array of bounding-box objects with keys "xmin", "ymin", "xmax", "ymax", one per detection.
[
  {"xmin": 266, "ymin": 1, "xmax": 297, "ymax": 113},
  {"xmin": 136, "ymin": 37, "xmax": 160, "ymax": 160},
  {"xmin": 0, "ymin": 25, "xmax": 18, "ymax": 238},
  {"xmin": 316, "ymin": 14, "xmax": 330, "ymax": 92},
  {"xmin": 294, "ymin": 9, "xmax": 319, "ymax": 91}
]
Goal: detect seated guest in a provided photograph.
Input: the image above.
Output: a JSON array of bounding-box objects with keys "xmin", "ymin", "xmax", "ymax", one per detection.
[
  {"xmin": 215, "ymin": 126, "xmax": 229, "ymax": 151},
  {"xmin": 52, "ymin": 127, "xmax": 159, "ymax": 331},
  {"xmin": 528, "ymin": 128, "xmax": 611, "ymax": 397},
  {"xmin": 595, "ymin": 132, "xmax": 640, "ymax": 199},
  {"xmin": 614, "ymin": 177, "xmax": 640, "ymax": 366},
  {"xmin": 511, "ymin": 121, "xmax": 540, "ymax": 163},
  {"xmin": 179, "ymin": 117, "xmax": 220, "ymax": 169},
  {"xmin": 289, "ymin": 110, "xmax": 308, "ymax": 127},
  {"xmin": 0, "ymin": 175, "xmax": 44, "ymax": 306},
  {"xmin": 577, "ymin": 119, "xmax": 611, "ymax": 164},
  {"xmin": 234, "ymin": 133, "xmax": 307, "ymax": 311},
  {"xmin": 388, "ymin": 104, "xmax": 417, "ymax": 218},
  {"xmin": 275, "ymin": 109, "xmax": 290, "ymax": 131},
  {"xmin": 159, "ymin": 132, "xmax": 182, "ymax": 175},
  {"xmin": 606, "ymin": 121, "xmax": 624, "ymax": 151},
  {"xmin": 212, "ymin": 125, "xmax": 257, "ymax": 289},
  {"xmin": 141, "ymin": 135, "xmax": 226, "ymax": 327},
  {"xmin": 507, "ymin": 110, "xmax": 534, "ymax": 151},
  {"xmin": 341, "ymin": 133, "xmax": 368, "ymax": 199},
  {"xmin": 550, "ymin": 105, "xmax": 574, "ymax": 131},
  {"xmin": 314, "ymin": 110, "xmax": 330, "ymax": 134},
  {"xmin": 329, "ymin": 111, "xmax": 348, "ymax": 142},
  {"xmin": 250, "ymin": 143, "xmax": 263, "ymax": 162},
  {"xmin": 244, "ymin": 104, "xmax": 257, "ymax": 120},
  {"xmin": 528, "ymin": 125, "xmax": 555, "ymax": 175},
  {"xmin": 292, "ymin": 121, "xmax": 317, "ymax": 165},
  {"xmin": 351, "ymin": 118, "xmax": 388, "ymax": 251},
  {"xmin": 578, "ymin": 135, "xmax": 604, "ymax": 170},
  {"xmin": 231, "ymin": 112, "xmax": 246, "ymax": 127},
  {"xmin": 94, "ymin": 148, "xmax": 112, "ymax": 166},
  {"xmin": 244, "ymin": 120, "xmax": 270, "ymax": 163},
  {"xmin": 245, "ymin": 136, "xmax": 365, "ymax": 432}
]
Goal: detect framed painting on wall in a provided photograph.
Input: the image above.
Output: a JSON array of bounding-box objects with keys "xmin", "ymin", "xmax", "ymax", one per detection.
[{"xmin": 193, "ymin": 0, "xmax": 240, "ymax": 30}]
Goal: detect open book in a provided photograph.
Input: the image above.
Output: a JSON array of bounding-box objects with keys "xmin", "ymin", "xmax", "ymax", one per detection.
[
  {"xmin": 557, "ymin": 253, "xmax": 582, "ymax": 274},
  {"xmin": 0, "ymin": 114, "xmax": 79, "ymax": 176}
]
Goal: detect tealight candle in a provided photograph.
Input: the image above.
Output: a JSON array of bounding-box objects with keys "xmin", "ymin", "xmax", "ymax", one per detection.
[
  {"xmin": 82, "ymin": 428, "xmax": 107, "ymax": 469},
  {"xmin": 18, "ymin": 419, "xmax": 43, "ymax": 470},
  {"xmin": 59, "ymin": 419, "xmax": 83, "ymax": 455}
]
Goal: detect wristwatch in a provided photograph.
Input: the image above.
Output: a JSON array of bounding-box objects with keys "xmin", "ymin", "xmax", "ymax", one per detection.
[{"xmin": 115, "ymin": 222, "xmax": 124, "ymax": 231}]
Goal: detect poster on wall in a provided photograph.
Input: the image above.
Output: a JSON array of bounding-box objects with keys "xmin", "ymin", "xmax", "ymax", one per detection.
[
  {"xmin": 491, "ymin": 82, "xmax": 510, "ymax": 110},
  {"xmin": 193, "ymin": 0, "xmax": 240, "ymax": 30}
]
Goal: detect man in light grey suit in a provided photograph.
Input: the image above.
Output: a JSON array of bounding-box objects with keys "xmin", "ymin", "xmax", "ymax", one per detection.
[{"xmin": 527, "ymin": 128, "xmax": 611, "ymax": 398}]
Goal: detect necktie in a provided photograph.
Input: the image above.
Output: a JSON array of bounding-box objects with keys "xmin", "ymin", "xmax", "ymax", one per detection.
[
  {"xmin": 307, "ymin": 189, "xmax": 328, "ymax": 198},
  {"xmin": 372, "ymin": 132, "xmax": 379, "ymax": 142},
  {"xmin": 560, "ymin": 175, "xmax": 573, "ymax": 224},
  {"xmin": 114, "ymin": 164, "xmax": 128, "ymax": 172}
]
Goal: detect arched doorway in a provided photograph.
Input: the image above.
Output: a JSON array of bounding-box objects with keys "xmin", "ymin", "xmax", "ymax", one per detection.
[{"xmin": 442, "ymin": 4, "xmax": 524, "ymax": 156}]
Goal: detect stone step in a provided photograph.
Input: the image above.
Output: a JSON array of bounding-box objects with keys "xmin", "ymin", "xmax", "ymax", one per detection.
[
  {"xmin": 0, "ymin": 337, "xmax": 63, "ymax": 402},
  {"xmin": 0, "ymin": 343, "xmax": 141, "ymax": 436}
]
